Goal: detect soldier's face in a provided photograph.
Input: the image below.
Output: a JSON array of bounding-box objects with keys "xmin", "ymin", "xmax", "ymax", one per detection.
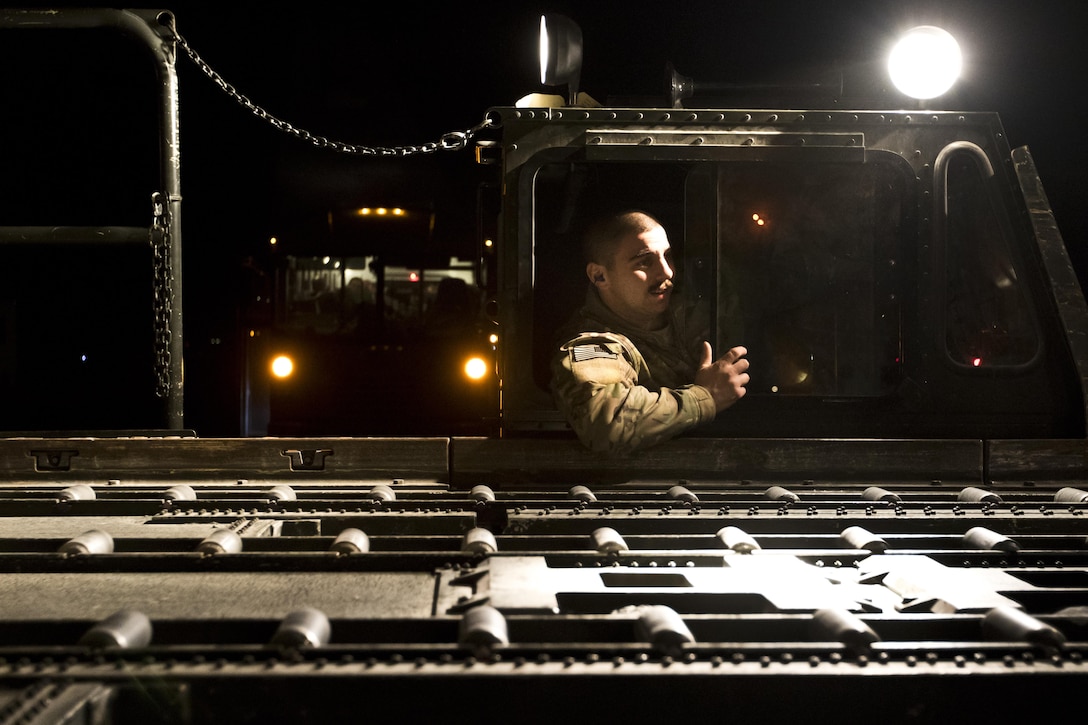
[{"xmin": 595, "ymin": 223, "xmax": 675, "ymax": 329}]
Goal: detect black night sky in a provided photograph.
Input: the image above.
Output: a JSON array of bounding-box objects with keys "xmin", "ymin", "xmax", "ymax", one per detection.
[{"xmin": 3, "ymin": 1, "xmax": 1086, "ymax": 435}]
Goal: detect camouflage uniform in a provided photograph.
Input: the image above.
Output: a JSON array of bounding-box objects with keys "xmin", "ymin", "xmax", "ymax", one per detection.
[{"xmin": 551, "ymin": 287, "xmax": 717, "ymax": 455}]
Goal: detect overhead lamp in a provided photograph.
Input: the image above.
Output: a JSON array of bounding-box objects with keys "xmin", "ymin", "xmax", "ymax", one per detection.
[
  {"xmin": 538, "ymin": 14, "xmax": 582, "ymax": 105},
  {"xmin": 888, "ymin": 26, "xmax": 962, "ymax": 100}
]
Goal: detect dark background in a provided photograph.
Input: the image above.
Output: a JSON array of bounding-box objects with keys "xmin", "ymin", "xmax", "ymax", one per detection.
[{"xmin": 3, "ymin": 1, "xmax": 1085, "ymax": 435}]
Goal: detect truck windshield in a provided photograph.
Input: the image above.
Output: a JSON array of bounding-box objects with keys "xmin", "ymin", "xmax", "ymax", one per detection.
[{"xmin": 279, "ymin": 255, "xmax": 478, "ymax": 341}]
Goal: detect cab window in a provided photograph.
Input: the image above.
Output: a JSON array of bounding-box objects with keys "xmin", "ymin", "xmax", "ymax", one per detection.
[{"xmin": 940, "ymin": 144, "xmax": 1039, "ymax": 369}]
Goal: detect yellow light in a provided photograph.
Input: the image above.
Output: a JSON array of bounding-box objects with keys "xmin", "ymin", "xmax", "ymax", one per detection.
[
  {"xmin": 464, "ymin": 356, "xmax": 489, "ymax": 380},
  {"xmin": 269, "ymin": 237, "xmax": 278, "ymax": 246},
  {"xmin": 271, "ymin": 355, "xmax": 294, "ymax": 379},
  {"xmin": 357, "ymin": 207, "xmax": 407, "ymax": 219},
  {"xmin": 488, "ymin": 333, "xmax": 499, "ymax": 345}
]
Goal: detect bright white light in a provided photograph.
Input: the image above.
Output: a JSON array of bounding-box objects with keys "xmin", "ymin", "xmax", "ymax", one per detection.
[
  {"xmin": 888, "ymin": 26, "xmax": 962, "ymax": 100},
  {"xmin": 539, "ymin": 16, "xmax": 550, "ymax": 84},
  {"xmin": 271, "ymin": 355, "xmax": 294, "ymax": 379}
]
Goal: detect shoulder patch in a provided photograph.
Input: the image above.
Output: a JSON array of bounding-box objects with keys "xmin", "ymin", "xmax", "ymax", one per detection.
[{"xmin": 571, "ymin": 344, "xmax": 618, "ymax": 362}]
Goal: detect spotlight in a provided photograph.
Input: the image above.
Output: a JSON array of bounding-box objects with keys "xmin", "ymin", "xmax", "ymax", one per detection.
[
  {"xmin": 538, "ymin": 14, "xmax": 583, "ymax": 105},
  {"xmin": 888, "ymin": 26, "xmax": 962, "ymax": 100}
]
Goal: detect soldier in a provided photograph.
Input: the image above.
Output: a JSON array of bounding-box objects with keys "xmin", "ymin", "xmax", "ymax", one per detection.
[{"xmin": 551, "ymin": 210, "xmax": 750, "ymax": 455}]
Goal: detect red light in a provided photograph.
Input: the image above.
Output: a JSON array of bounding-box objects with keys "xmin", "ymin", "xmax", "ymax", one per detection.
[
  {"xmin": 972, "ymin": 357, "xmax": 982, "ymax": 367},
  {"xmin": 408, "ymin": 272, "xmax": 420, "ymax": 282}
]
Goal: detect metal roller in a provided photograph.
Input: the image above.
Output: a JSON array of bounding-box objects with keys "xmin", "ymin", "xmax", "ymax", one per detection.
[
  {"xmin": 369, "ymin": 484, "xmax": 396, "ymax": 502},
  {"xmin": 270, "ymin": 608, "xmax": 332, "ymax": 648},
  {"xmin": 267, "ymin": 484, "xmax": 297, "ymax": 502},
  {"xmin": 591, "ymin": 526, "xmax": 628, "ymax": 554},
  {"xmin": 79, "ymin": 609, "xmax": 153, "ymax": 649},
  {"xmin": 812, "ymin": 608, "xmax": 880, "ymax": 651},
  {"xmin": 862, "ymin": 486, "xmax": 901, "ymax": 502},
  {"xmin": 635, "ymin": 605, "xmax": 695, "ymax": 655},
  {"xmin": 963, "ymin": 526, "xmax": 1019, "ymax": 552},
  {"xmin": 981, "ymin": 606, "xmax": 1066, "ymax": 649},
  {"xmin": 840, "ymin": 525, "xmax": 888, "ymax": 553},
  {"xmin": 1054, "ymin": 487, "xmax": 1088, "ymax": 504},
  {"xmin": 461, "ymin": 527, "xmax": 498, "ymax": 555},
  {"xmin": 667, "ymin": 485, "xmax": 698, "ymax": 502},
  {"xmin": 459, "ymin": 605, "xmax": 509, "ymax": 655},
  {"xmin": 765, "ymin": 485, "xmax": 800, "ymax": 503},
  {"xmin": 330, "ymin": 528, "xmax": 370, "ymax": 554},
  {"xmin": 58, "ymin": 529, "xmax": 114, "ymax": 555},
  {"xmin": 716, "ymin": 526, "xmax": 761, "ymax": 553},
  {"xmin": 195, "ymin": 528, "xmax": 243, "ymax": 555},
  {"xmin": 568, "ymin": 485, "xmax": 597, "ymax": 503},
  {"xmin": 958, "ymin": 486, "xmax": 1002, "ymax": 504},
  {"xmin": 471, "ymin": 485, "xmax": 496, "ymax": 503},
  {"xmin": 163, "ymin": 484, "xmax": 197, "ymax": 501},
  {"xmin": 57, "ymin": 484, "xmax": 95, "ymax": 502}
]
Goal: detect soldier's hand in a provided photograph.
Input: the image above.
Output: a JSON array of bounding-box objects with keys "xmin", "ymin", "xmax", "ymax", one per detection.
[{"xmin": 695, "ymin": 342, "xmax": 750, "ymax": 413}]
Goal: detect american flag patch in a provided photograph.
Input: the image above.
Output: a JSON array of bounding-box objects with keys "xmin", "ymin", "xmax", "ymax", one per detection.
[{"xmin": 571, "ymin": 344, "xmax": 618, "ymax": 362}]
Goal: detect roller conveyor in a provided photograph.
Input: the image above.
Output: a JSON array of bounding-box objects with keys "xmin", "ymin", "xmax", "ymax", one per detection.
[{"xmin": 1, "ymin": 437, "xmax": 1086, "ymax": 723}]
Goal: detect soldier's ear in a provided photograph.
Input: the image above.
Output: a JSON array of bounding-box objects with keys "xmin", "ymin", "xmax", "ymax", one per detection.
[{"xmin": 587, "ymin": 262, "xmax": 607, "ymax": 287}]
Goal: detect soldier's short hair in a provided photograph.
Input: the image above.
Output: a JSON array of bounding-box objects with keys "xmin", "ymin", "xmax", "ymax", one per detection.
[{"xmin": 581, "ymin": 210, "xmax": 664, "ymax": 267}]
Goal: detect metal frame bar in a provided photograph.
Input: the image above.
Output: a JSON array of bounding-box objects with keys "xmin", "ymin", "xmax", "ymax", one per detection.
[{"xmin": 0, "ymin": 8, "xmax": 184, "ymax": 430}]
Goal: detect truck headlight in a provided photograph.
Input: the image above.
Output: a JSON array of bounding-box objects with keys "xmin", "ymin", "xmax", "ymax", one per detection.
[
  {"xmin": 464, "ymin": 356, "xmax": 489, "ymax": 381},
  {"xmin": 271, "ymin": 354, "xmax": 294, "ymax": 379}
]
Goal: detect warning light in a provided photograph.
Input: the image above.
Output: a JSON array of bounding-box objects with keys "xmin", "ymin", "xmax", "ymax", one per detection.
[
  {"xmin": 464, "ymin": 356, "xmax": 489, "ymax": 381},
  {"xmin": 972, "ymin": 357, "xmax": 982, "ymax": 367},
  {"xmin": 408, "ymin": 271, "xmax": 420, "ymax": 282},
  {"xmin": 356, "ymin": 207, "xmax": 407, "ymax": 217},
  {"xmin": 271, "ymin": 355, "xmax": 294, "ymax": 379}
]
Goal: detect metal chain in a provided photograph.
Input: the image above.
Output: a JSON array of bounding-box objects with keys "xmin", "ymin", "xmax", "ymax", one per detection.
[
  {"xmin": 149, "ymin": 192, "xmax": 173, "ymax": 399},
  {"xmin": 172, "ymin": 31, "xmax": 494, "ymax": 156}
]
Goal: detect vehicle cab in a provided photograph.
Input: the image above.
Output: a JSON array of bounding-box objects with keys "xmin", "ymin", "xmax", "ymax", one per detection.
[{"xmin": 489, "ymin": 21, "xmax": 1087, "ymax": 448}]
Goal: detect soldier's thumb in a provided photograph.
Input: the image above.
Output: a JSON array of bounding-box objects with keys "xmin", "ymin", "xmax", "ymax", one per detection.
[{"xmin": 700, "ymin": 341, "xmax": 713, "ymax": 368}]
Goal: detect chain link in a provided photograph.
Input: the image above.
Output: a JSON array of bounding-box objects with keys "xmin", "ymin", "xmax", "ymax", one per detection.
[
  {"xmin": 172, "ymin": 31, "xmax": 494, "ymax": 156},
  {"xmin": 149, "ymin": 192, "xmax": 173, "ymax": 399}
]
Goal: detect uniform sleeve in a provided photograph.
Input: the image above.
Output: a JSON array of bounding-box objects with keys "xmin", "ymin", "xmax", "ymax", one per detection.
[{"xmin": 551, "ymin": 332, "xmax": 717, "ymax": 456}]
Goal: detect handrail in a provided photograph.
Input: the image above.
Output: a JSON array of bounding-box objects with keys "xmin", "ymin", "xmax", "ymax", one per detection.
[{"xmin": 0, "ymin": 8, "xmax": 184, "ymax": 430}]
